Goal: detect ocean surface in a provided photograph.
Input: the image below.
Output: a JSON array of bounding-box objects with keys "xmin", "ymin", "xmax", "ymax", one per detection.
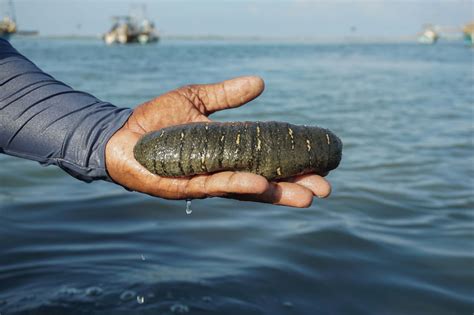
[{"xmin": 0, "ymin": 38, "xmax": 473, "ymax": 315}]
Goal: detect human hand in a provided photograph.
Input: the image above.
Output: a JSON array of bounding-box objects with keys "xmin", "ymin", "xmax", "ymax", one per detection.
[{"xmin": 105, "ymin": 76, "xmax": 331, "ymax": 207}]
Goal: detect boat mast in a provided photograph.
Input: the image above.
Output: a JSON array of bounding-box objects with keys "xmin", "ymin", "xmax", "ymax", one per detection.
[
  {"xmin": 8, "ymin": 0, "xmax": 16, "ymax": 23},
  {"xmin": 2, "ymin": 0, "xmax": 16, "ymax": 22}
]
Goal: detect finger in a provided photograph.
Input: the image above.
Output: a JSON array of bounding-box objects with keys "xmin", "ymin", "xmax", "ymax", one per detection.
[
  {"xmin": 229, "ymin": 182, "xmax": 314, "ymax": 208},
  {"xmin": 192, "ymin": 76, "xmax": 265, "ymax": 114},
  {"xmin": 286, "ymin": 174, "xmax": 332, "ymax": 198},
  {"xmin": 184, "ymin": 171, "xmax": 269, "ymax": 199}
]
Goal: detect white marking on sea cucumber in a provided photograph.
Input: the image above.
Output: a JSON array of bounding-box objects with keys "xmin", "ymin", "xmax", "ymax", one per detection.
[
  {"xmin": 306, "ymin": 139, "xmax": 311, "ymax": 152},
  {"xmin": 256, "ymin": 125, "xmax": 261, "ymax": 151},
  {"xmin": 326, "ymin": 133, "xmax": 330, "ymax": 144},
  {"xmin": 201, "ymin": 154, "xmax": 206, "ymax": 170},
  {"xmin": 288, "ymin": 128, "xmax": 295, "ymax": 149}
]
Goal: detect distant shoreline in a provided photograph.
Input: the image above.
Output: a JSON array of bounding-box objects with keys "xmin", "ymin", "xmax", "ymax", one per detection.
[{"xmin": 11, "ymin": 34, "xmax": 465, "ymax": 44}]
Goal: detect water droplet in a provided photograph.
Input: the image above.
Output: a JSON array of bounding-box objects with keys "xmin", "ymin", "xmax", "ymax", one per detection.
[
  {"xmin": 283, "ymin": 301, "xmax": 293, "ymax": 308},
  {"xmin": 85, "ymin": 286, "xmax": 103, "ymax": 297},
  {"xmin": 185, "ymin": 199, "xmax": 192, "ymax": 215},
  {"xmin": 137, "ymin": 295, "xmax": 145, "ymax": 304},
  {"xmin": 120, "ymin": 290, "xmax": 136, "ymax": 301},
  {"xmin": 170, "ymin": 303, "xmax": 189, "ymax": 313},
  {"xmin": 140, "ymin": 254, "xmax": 146, "ymax": 261}
]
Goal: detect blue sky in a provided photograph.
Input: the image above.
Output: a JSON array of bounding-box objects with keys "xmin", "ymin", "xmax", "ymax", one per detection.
[{"xmin": 5, "ymin": 0, "xmax": 474, "ymax": 38}]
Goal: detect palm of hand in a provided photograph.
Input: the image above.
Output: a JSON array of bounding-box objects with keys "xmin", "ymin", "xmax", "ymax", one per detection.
[{"xmin": 105, "ymin": 76, "xmax": 331, "ymax": 207}]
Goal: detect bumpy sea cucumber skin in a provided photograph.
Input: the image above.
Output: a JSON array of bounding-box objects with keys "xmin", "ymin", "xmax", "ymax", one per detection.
[{"xmin": 133, "ymin": 121, "xmax": 342, "ymax": 180}]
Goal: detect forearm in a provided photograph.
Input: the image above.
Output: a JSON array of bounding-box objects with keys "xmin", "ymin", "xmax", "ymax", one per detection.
[{"xmin": 0, "ymin": 39, "xmax": 132, "ymax": 182}]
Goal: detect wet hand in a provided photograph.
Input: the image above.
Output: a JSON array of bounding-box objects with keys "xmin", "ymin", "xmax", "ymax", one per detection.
[{"xmin": 105, "ymin": 76, "xmax": 331, "ymax": 208}]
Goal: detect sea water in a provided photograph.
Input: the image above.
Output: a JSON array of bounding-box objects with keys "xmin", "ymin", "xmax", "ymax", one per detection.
[{"xmin": 0, "ymin": 38, "xmax": 472, "ymax": 314}]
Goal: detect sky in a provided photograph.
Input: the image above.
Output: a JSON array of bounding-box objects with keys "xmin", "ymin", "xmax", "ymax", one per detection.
[{"xmin": 3, "ymin": 0, "xmax": 473, "ymax": 38}]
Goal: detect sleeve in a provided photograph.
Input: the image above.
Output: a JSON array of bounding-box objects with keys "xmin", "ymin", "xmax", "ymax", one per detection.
[{"xmin": 0, "ymin": 38, "xmax": 133, "ymax": 182}]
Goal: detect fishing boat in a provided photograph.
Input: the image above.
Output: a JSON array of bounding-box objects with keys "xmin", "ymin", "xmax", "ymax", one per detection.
[
  {"xmin": 103, "ymin": 12, "xmax": 159, "ymax": 45},
  {"xmin": 0, "ymin": 16, "xmax": 15, "ymax": 39},
  {"xmin": 463, "ymin": 22, "xmax": 474, "ymax": 46},
  {"xmin": 418, "ymin": 25, "xmax": 439, "ymax": 45},
  {"xmin": 0, "ymin": 0, "xmax": 16, "ymax": 39}
]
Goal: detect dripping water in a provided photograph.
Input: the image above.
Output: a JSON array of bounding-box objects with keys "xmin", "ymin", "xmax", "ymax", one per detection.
[{"xmin": 185, "ymin": 199, "xmax": 192, "ymax": 215}]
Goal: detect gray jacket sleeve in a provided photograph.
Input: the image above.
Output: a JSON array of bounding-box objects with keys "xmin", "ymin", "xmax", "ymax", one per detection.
[{"xmin": 0, "ymin": 38, "xmax": 133, "ymax": 182}]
